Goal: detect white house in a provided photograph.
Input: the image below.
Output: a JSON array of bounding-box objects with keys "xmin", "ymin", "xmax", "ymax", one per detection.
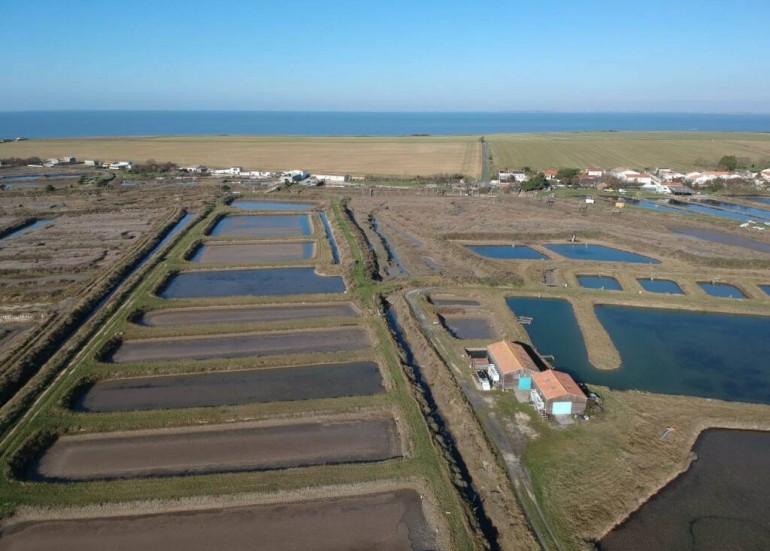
[
  {"xmin": 759, "ymin": 168, "xmax": 770, "ymax": 181},
  {"xmin": 84, "ymin": 160, "xmax": 101, "ymax": 167},
  {"xmin": 499, "ymin": 170, "xmax": 527, "ymax": 183},
  {"xmin": 641, "ymin": 182, "xmax": 671, "ymax": 194},
  {"xmin": 280, "ymin": 170, "xmax": 308, "ymax": 183},
  {"xmin": 586, "ymin": 167, "xmax": 604, "ymax": 177},
  {"xmin": 46, "ymin": 158, "xmax": 61, "ymax": 166},
  {"xmin": 109, "ymin": 161, "xmax": 133, "ymax": 170},
  {"xmin": 656, "ymin": 168, "xmax": 685, "ymax": 181},
  {"xmin": 687, "ymin": 171, "xmax": 742, "ymax": 186},
  {"xmin": 182, "ymin": 165, "xmax": 207, "ymax": 174},
  {"xmin": 313, "ymin": 174, "xmax": 350, "ymax": 183},
  {"xmin": 211, "ymin": 167, "xmax": 243, "ymax": 176},
  {"xmin": 62, "ymin": 157, "xmax": 77, "ymax": 164}
]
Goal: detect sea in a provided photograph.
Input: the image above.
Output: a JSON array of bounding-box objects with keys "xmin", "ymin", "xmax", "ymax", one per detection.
[{"xmin": 1, "ymin": 111, "xmax": 769, "ymax": 138}]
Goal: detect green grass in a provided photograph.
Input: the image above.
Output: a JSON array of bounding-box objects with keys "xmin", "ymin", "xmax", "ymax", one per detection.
[{"xmin": 490, "ymin": 132, "xmax": 770, "ymax": 172}]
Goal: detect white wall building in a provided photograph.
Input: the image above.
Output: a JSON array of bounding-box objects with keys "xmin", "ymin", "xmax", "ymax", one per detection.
[
  {"xmin": 586, "ymin": 167, "xmax": 604, "ymax": 177},
  {"xmin": 109, "ymin": 161, "xmax": 133, "ymax": 170},
  {"xmin": 313, "ymin": 174, "xmax": 350, "ymax": 183},
  {"xmin": 499, "ymin": 170, "xmax": 527, "ymax": 183},
  {"xmin": 211, "ymin": 167, "xmax": 243, "ymax": 176},
  {"xmin": 84, "ymin": 160, "xmax": 101, "ymax": 167}
]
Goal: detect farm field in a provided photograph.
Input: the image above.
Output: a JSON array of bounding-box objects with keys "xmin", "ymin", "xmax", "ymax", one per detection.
[
  {"xmin": 1, "ymin": 135, "xmax": 482, "ymax": 178},
  {"xmin": 489, "ymin": 132, "xmax": 770, "ymax": 171}
]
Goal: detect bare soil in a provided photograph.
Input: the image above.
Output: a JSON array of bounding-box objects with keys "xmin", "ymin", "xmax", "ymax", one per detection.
[
  {"xmin": 76, "ymin": 361, "xmax": 384, "ymax": 412},
  {"xmin": 110, "ymin": 327, "xmax": 370, "ymax": 364},
  {"xmin": 139, "ymin": 302, "xmax": 358, "ymax": 326},
  {"xmin": 0, "ymin": 489, "xmax": 435, "ymax": 551},
  {"xmin": 30, "ymin": 416, "xmax": 401, "ymax": 481},
  {"xmin": 191, "ymin": 241, "xmax": 315, "ymax": 263},
  {"xmin": 440, "ymin": 314, "xmax": 497, "ymax": 340}
]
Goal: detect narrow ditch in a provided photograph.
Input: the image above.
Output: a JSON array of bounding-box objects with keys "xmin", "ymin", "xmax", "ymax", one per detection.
[
  {"xmin": 369, "ymin": 215, "xmax": 409, "ymax": 278},
  {"xmin": 381, "ymin": 297, "xmax": 501, "ymax": 551}
]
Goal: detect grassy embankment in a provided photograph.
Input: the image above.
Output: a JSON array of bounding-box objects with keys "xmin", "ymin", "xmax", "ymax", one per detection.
[
  {"xmin": 489, "ymin": 132, "xmax": 770, "ymax": 172},
  {"xmin": 0, "ymin": 198, "xmax": 477, "ymax": 549},
  {"xmin": 1, "ymin": 135, "xmax": 482, "ymax": 179}
]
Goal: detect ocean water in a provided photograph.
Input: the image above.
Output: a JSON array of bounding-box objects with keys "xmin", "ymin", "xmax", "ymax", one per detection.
[{"xmin": 2, "ymin": 111, "xmax": 770, "ymax": 138}]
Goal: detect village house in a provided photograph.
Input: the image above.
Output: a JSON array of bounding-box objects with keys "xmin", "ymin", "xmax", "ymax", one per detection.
[
  {"xmin": 181, "ymin": 165, "xmax": 207, "ymax": 174},
  {"xmin": 108, "ymin": 161, "xmax": 133, "ymax": 170},
  {"xmin": 543, "ymin": 170, "xmax": 559, "ymax": 181},
  {"xmin": 486, "ymin": 340, "xmax": 540, "ymax": 391},
  {"xmin": 586, "ymin": 167, "xmax": 604, "ymax": 177},
  {"xmin": 499, "ymin": 170, "xmax": 527, "ymax": 183},
  {"xmin": 211, "ymin": 166, "xmax": 243, "ymax": 176},
  {"xmin": 280, "ymin": 170, "xmax": 308, "ymax": 183},
  {"xmin": 84, "ymin": 160, "xmax": 101, "ymax": 167},
  {"xmin": 761, "ymin": 168, "xmax": 770, "ymax": 181},
  {"xmin": 530, "ymin": 369, "xmax": 587, "ymax": 416},
  {"xmin": 313, "ymin": 174, "xmax": 350, "ymax": 183},
  {"xmin": 655, "ymin": 168, "xmax": 685, "ymax": 181},
  {"xmin": 686, "ymin": 171, "xmax": 742, "ymax": 186}
]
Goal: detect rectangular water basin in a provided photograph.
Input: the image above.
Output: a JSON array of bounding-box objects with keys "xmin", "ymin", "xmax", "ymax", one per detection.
[
  {"xmin": 698, "ymin": 282, "xmax": 746, "ymax": 299},
  {"xmin": 191, "ymin": 241, "xmax": 315, "ymax": 263},
  {"xmin": 637, "ymin": 278, "xmax": 684, "ymax": 295},
  {"xmin": 577, "ymin": 276, "xmax": 622, "ymax": 290},
  {"xmin": 208, "ymin": 215, "xmax": 311, "ymax": 238},
  {"xmin": 466, "ymin": 244, "xmax": 548, "ymax": 260},
  {"xmin": 158, "ymin": 267, "xmax": 345, "ymax": 299},
  {"xmin": 545, "ymin": 243, "xmax": 659, "ymax": 264},
  {"xmin": 231, "ymin": 200, "xmax": 314, "ymax": 211}
]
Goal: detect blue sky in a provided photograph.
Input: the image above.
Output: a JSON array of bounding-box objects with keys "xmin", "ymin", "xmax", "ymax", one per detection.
[{"xmin": 2, "ymin": 0, "xmax": 769, "ymax": 112}]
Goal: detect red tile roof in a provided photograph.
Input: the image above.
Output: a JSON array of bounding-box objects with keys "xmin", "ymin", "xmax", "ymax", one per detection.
[
  {"xmin": 532, "ymin": 369, "xmax": 585, "ymax": 401},
  {"xmin": 487, "ymin": 341, "xmax": 538, "ymax": 375}
]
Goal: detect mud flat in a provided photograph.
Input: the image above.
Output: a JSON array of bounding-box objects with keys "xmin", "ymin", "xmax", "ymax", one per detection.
[
  {"xmin": 158, "ymin": 268, "xmax": 346, "ymax": 299},
  {"xmin": 600, "ymin": 429, "xmax": 770, "ymax": 551},
  {"xmin": 0, "ymin": 489, "xmax": 435, "ymax": 551},
  {"xmin": 440, "ymin": 315, "xmax": 496, "ymax": 340},
  {"xmin": 191, "ymin": 241, "xmax": 315, "ymax": 263},
  {"xmin": 139, "ymin": 303, "xmax": 358, "ymax": 327},
  {"xmin": 76, "ymin": 361, "xmax": 384, "ymax": 412},
  {"xmin": 29, "ymin": 416, "xmax": 401, "ymax": 482},
  {"xmin": 429, "ymin": 296, "xmax": 480, "ymax": 308},
  {"xmin": 208, "ymin": 215, "xmax": 311, "ymax": 238},
  {"xmin": 110, "ymin": 327, "xmax": 370, "ymax": 364}
]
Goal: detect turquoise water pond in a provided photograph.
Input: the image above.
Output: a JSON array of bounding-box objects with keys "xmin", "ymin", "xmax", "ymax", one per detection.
[
  {"xmin": 637, "ymin": 279, "xmax": 684, "ymax": 295},
  {"xmin": 577, "ymin": 276, "xmax": 622, "ymax": 290}
]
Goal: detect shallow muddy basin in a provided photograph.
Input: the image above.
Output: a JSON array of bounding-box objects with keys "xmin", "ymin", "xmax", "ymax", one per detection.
[
  {"xmin": 577, "ymin": 276, "xmax": 622, "ymax": 290},
  {"xmin": 544, "ymin": 244, "xmax": 659, "ymax": 264},
  {"xmin": 600, "ymin": 429, "xmax": 770, "ymax": 551},
  {"xmin": 139, "ymin": 303, "xmax": 358, "ymax": 326},
  {"xmin": 77, "ymin": 361, "xmax": 384, "ymax": 412},
  {"xmin": 466, "ymin": 244, "xmax": 547, "ymax": 260},
  {"xmin": 208, "ymin": 214, "xmax": 311, "ymax": 238},
  {"xmin": 110, "ymin": 327, "xmax": 369, "ymax": 364},
  {"xmin": 429, "ymin": 296, "xmax": 480, "ymax": 307},
  {"xmin": 190, "ymin": 241, "xmax": 315, "ymax": 263},
  {"xmin": 698, "ymin": 282, "xmax": 746, "ymax": 299},
  {"xmin": 506, "ymin": 298, "xmax": 770, "ymax": 403},
  {"xmin": 0, "ymin": 489, "xmax": 434, "ymax": 551},
  {"xmin": 671, "ymin": 227, "xmax": 770, "ymax": 256},
  {"xmin": 158, "ymin": 267, "xmax": 346, "ymax": 299},
  {"xmin": 637, "ymin": 278, "xmax": 684, "ymax": 295},
  {"xmin": 30, "ymin": 416, "xmax": 401, "ymax": 482},
  {"xmin": 0, "ymin": 219, "xmax": 54, "ymax": 243},
  {"xmin": 440, "ymin": 315, "xmax": 496, "ymax": 339},
  {"xmin": 231, "ymin": 200, "xmax": 314, "ymax": 211}
]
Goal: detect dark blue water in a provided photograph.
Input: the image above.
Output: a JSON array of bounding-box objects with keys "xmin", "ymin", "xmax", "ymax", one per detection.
[
  {"xmin": 466, "ymin": 244, "xmax": 548, "ymax": 260},
  {"xmin": 3, "ymin": 111, "xmax": 770, "ymax": 138},
  {"xmin": 159, "ymin": 267, "xmax": 346, "ymax": 299},
  {"xmin": 638, "ymin": 279, "xmax": 684, "ymax": 295},
  {"xmin": 761, "ymin": 285, "xmax": 770, "ymax": 296},
  {"xmin": 698, "ymin": 200, "xmax": 770, "ymax": 221},
  {"xmin": 208, "ymin": 215, "xmax": 311, "ymax": 238},
  {"xmin": 749, "ymin": 197, "xmax": 770, "ymax": 207},
  {"xmin": 0, "ymin": 219, "xmax": 54, "ymax": 242},
  {"xmin": 545, "ymin": 244, "xmax": 659, "ymax": 264},
  {"xmin": 231, "ymin": 200, "xmax": 314, "ymax": 211},
  {"xmin": 0, "ymin": 174, "xmax": 81, "ymax": 182},
  {"xmin": 577, "ymin": 276, "xmax": 622, "ymax": 290},
  {"xmin": 699, "ymin": 282, "xmax": 746, "ymax": 299},
  {"xmin": 506, "ymin": 297, "xmax": 770, "ymax": 404}
]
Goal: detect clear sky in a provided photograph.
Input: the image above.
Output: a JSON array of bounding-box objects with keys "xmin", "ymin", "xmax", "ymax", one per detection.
[{"xmin": 2, "ymin": 0, "xmax": 769, "ymax": 112}]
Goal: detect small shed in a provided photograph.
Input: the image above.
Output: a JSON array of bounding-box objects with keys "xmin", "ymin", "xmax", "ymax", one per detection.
[
  {"xmin": 530, "ymin": 370, "xmax": 587, "ymax": 416},
  {"xmin": 486, "ymin": 341, "xmax": 539, "ymax": 391}
]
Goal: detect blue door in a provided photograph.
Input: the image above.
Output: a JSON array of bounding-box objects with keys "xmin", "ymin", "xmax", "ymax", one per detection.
[{"xmin": 518, "ymin": 376, "xmax": 531, "ymax": 390}]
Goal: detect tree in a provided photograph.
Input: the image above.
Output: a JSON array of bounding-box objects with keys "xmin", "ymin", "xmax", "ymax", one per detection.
[
  {"xmin": 556, "ymin": 168, "xmax": 581, "ymax": 184},
  {"xmin": 521, "ymin": 173, "xmax": 548, "ymax": 191},
  {"xmin": 44, "ymin": 184, "xmax": 55, "ymax": 192},
  {"xmin": 717, "ymin": 155, "xmax": 738, "ymax": 171}
]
